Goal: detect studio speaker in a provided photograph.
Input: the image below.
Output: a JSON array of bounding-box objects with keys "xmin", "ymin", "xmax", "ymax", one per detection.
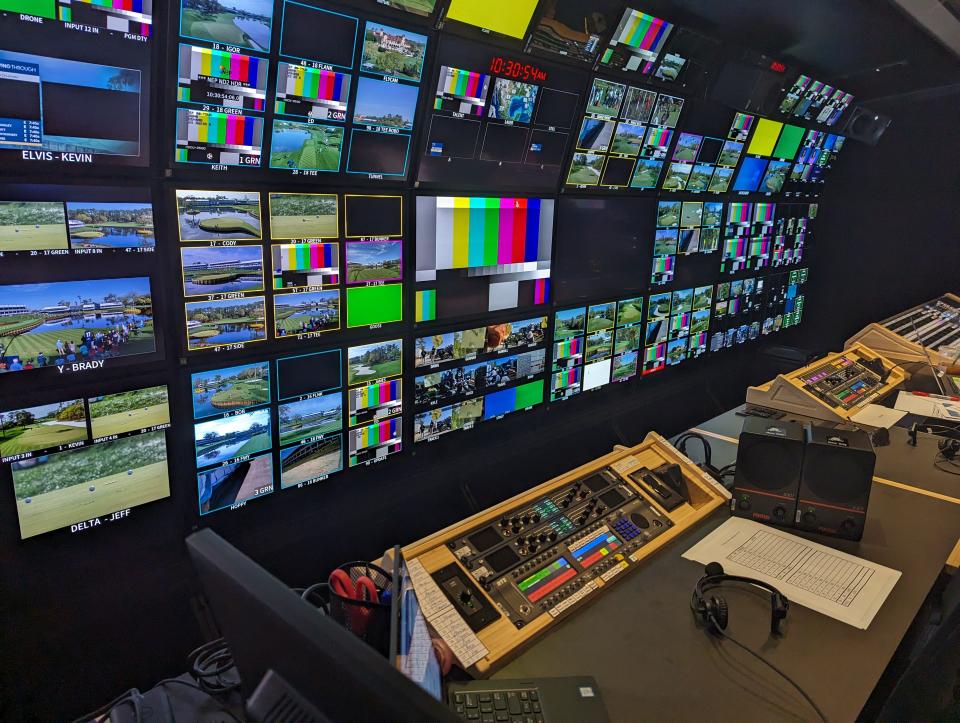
[
  {"xmin": 840, "ymin": 106, "xmax": 892, "ymax": 146},
  {"xmin": 795, "ymin": 426, "xmax": 876, "ymax": 541},
  {"xmin": 731, "ymin": 418, "xmax": 805, "ymax": 527}
]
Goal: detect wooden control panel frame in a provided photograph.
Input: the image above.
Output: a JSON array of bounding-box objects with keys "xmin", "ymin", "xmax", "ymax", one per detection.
[
  {"xmin": 401, "ymin": 432, "xmax": 729, "ymax": 675},
  {"xmin": 746, "ymin": 342, "xmax": 906, "ymax": 423},
  {"xmin": 845, "ymin": 293, "xmax": 960, "ymax": 370}
]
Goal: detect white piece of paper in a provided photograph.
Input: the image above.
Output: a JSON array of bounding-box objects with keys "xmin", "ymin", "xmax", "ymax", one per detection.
[
  {"xmin": 406, "ymin": 558, "xmax": 489, "ymax": 668},
  {"xmin": 683, "ymin": 517, "xmax": 901, "ymax": 629},
  {"xmin": 850, "ymin": 403, "xmax": 908, "ymax": 429},
  {"xmin": 894, "ymin": 391, "xmax": 960, "ymax": 420}
]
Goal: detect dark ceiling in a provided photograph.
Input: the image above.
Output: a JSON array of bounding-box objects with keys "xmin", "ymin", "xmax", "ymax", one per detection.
[{"xmin": 642, "ymin": 0, "xmax": 960, "ymax": 103}]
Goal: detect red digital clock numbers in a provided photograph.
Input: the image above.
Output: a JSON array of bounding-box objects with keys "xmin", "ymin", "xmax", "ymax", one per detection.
[{"xmin": 489, "ymin": 56, "xmax": 548, "ymax": 83}]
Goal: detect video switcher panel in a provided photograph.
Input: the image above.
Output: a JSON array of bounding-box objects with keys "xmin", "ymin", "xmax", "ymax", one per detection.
[{"xmin": 402, "ymin": 433, "xmax": 729, "ymax": 674}]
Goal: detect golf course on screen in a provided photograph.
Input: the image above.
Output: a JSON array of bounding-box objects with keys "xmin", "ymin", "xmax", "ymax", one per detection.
[
  {"xmin": 12, "ymin": 431, "xmax": 169, "ymax": 539},
  {"xmin": 89, "ymin": 386, "xmax": 170, "ymax": 439},
  {"xmin": 269, "ymin": 193, "xmax": 338, "ymax": 239}
]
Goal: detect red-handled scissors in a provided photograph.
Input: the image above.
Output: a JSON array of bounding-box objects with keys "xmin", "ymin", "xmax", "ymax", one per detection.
[{"xmin": 329, "ymin": 569, "xmax": 379, "ymax": 602}]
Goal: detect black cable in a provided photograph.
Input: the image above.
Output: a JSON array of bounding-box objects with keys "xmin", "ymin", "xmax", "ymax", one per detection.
[
  {"xmin": 675, "ymin": 432, "xmax": 713, "ymax": 468},
  {"xmin": 712, "ymin": 623, "xmax": 829, "ymax": 723},
  {"xmin": 717, "ymin": 463, "xmax": 737, "ymax": 489},
  {"xmin": 154, "ymin": 678, "xmax": 243, "ymax": 723},
  {"xmin": 187, "ymin": 638, "xmax": 240, "ymax": 694},
  {"xmin": 301, "ymin": 581, "xmax": 330, "ymax": 613}
]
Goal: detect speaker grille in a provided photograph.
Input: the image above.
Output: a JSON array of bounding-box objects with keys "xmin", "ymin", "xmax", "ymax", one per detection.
[
  {"xmin": 736, "ymin": 439, "xmax": 803, "ymax": 492},
  {"xmin": 802, "ymin": 451, "xmax": 872, "ymax": 503}
]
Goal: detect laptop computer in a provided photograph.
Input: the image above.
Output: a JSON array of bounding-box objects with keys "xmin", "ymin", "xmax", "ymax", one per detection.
[{"xmin": 389, "ymin": 550, "xmax": 611, "ymax": 723}]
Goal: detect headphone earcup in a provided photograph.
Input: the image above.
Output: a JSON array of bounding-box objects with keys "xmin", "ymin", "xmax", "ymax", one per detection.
[{"xmin": 707, "ymin": 595, "xmax": 728, "ymax": 633}]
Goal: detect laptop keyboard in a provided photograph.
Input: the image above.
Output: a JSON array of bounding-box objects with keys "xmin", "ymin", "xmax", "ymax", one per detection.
[{"xmin": 452, "ymin": 688, "xmax": 544, "ymax": 723}]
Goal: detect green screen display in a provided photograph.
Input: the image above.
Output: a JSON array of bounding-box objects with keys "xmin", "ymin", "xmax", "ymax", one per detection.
[
  {"xmin": 346, "ymin": 284, "xmax": 403, "ymax": 328},
  {"xmin": 0, "ymin": 0, "xmax": 56, "ymax": 18},
  {"xmin": 514, "ymin": 379, "xmax": 545, "ymax": 410},
  {"xmin": 772, "ymin": 124, "xmax": 805, "ymax": 161}
]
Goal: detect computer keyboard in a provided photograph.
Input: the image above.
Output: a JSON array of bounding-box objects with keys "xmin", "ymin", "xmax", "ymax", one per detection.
[{"xmin": 452, "ymin": 687, "xmax": 544, "ymax": 723}]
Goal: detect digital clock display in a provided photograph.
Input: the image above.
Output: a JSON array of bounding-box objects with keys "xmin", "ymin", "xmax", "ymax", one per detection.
[{"xmin": 489, "ymin": 56, "xmax": 548, "ymax": 83}]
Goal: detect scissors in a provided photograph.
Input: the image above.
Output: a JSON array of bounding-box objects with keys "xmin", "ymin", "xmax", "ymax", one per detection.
[{"xmin": 329, "ymin": 569, "xmax": 379, "ymax": 603}]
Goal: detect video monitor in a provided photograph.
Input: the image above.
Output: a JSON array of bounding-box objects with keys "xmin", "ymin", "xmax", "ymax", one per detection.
[
  {"xmin": 528, "ymin": 0, "xmax": 622, "ymax": 64},
  {"xmin": 3, "ymin": 0, "xmax": 152, "ymax": 34},
  {"xmin": 273, "ymin": 289, "xmax": 340, "ymax": 340},
  {"xmin": 347, "ymin": 339, "xmax": 402, "ymax": 387},
  {"xmin": 280, "ymin": 434, "xmax": 342, "ymax": 489},
  {"xmin": 553, "ymin": 197, "xmax": 654, "ymax": 304},
  {"xmin": 759, "ymin": 161, "xmax": 791, "ymax": 194},
  {"xmin": 192, "ymin": 361, "xmax": 270, "ymax": 420},
  {"xmin": 175, "ymin": 108, "xmax": 265, "ymax": 168},
  {"xmin": 198, "ymin": 451, "xmax": 273, "ymax": 514},
  {"xmin": 779, "ymin": 74, "xmax": 854, "ymax": 127},
  {"xmin": 445, "ymin": 0, "xmax": 538, "ymax": 40},
  {"xmin": 788, "ymin": 130, "xmax": 845, "ymax": 188},
  {"xmin": 3, "ymin": 381, "xmax": 169, "ymax": 539},
  {"xmin": 346, "ymin": 284, "xmax": 402, "ymax": 327},
  {"xmin": 732, "ymin": 157, "xmax": 768, "ymax": 193},
  {"xmin": 746, "ymin": 118, "xmax": 783, "ymax": 157},
  {"xmin": 185, "ymin": 296, "xmax": 267, "ymax": 352},
  {"xmin": 566, "ymin": 82, "xmax": 687, "ymax": 192},
  {"xmin": 177, "ymin": 43, "xmax": 269, "ymax": 113},
  {"xmin": 0, "ymin": 277, "xmax": 156, "ymax": 375},
  {"xmin": 182, "ymin": 245, "xmax": 265, "ymax": 298},
  {"xmin": 268, "ymin": 191, "xmax": 338, "ymax": 238},
  {"xmin": 272, "ymin": 242, "xmax": 339, "ymax": 289},
  {"xmin": 0, "ymin": 10, "xmax": 151, "ymax": 170},
  {"xmin": 173, "ymin": 4, "xmax": 428, "ymax": 183},
  {"xmin": 415, "ymin": 195, "xmax": 553, "ymax": 324},
  {"xmin": 413, "ymin": 314, "xmax": 548, "ymax": 440},
  {"xmin": 349, "ymin": 376, "xmax": 401, "ymax": 427},
  {"xmin": 346, "ymin": 338, "xmax": 403, "ymax": 466},
  {"xmin": 176, "ymin": 190, "xmax": 262, "ymax": 242},
  {"xmin": 551, "ymin": 295, "xmax": 643, "ymax": 399},
  {"xmin": 772, "ymin": 123, "xmax": 804, "ymax": 161},
  {"xmin": 12, "ymin": 427, "xmax": 168, "ymax": 538},
  {"xmin": 345, "ymin": 194, "xmax": 403, "ymax": 238},
  {"xmin": 419, "ymin": 35, "xmax": 585, "ymax": 191},
  {"xmin": 179, "ymin": 1, "xmax": 271, "ymax": 51},
  {"xmin": 0, "ymin": 184, "xmax": 155, "ymax": 256},
  {"xmin": 373, "ymin": 0, "xmax": 438, "ymax": 17},
  {"xmin": 277, "ymin": 348, "xmax": 340, "ymax": 400},
  {"xmin": 278, "ymin": 391, "xmax": 341, "ymax": 447},
  {"xmin": 177, "ymin": 189, "xmax": 404, "ymax": 355},
  {"xmin": 195, "ymin": 407, "xmax": 271, "ymax": 470},
  {"xmin": 600, "ymin": 7, "xmax": 674, "ymax": 73}
]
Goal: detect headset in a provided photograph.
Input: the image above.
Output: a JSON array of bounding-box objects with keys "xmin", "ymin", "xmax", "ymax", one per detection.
[
  {"xmin": 938, "ymin": 437, "xmax": 960, "ymax": 461},
  {"xmin": 690, "ymin": 561, "xmax": 790, "ymax": 636}
]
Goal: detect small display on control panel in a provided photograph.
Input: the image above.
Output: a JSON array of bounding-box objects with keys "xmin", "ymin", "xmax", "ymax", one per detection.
[
  {"xmin": 568, "ymin": 527, "xmax": 622, "ymax": 568},
  {"xmin": 518, "ymin": 558, "xmax": 577, "ymax": 603}
]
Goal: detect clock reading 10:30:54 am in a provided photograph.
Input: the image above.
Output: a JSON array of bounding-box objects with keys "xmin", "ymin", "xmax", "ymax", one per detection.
[{"xmin": 489, "ymin": 56, "xmax": 548, "ymax": 82}]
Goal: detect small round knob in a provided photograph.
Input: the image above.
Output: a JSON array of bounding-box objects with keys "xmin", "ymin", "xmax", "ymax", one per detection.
[{"xmin": 802, "ymin": 511, "xmax": 816, "ymax": 525}]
